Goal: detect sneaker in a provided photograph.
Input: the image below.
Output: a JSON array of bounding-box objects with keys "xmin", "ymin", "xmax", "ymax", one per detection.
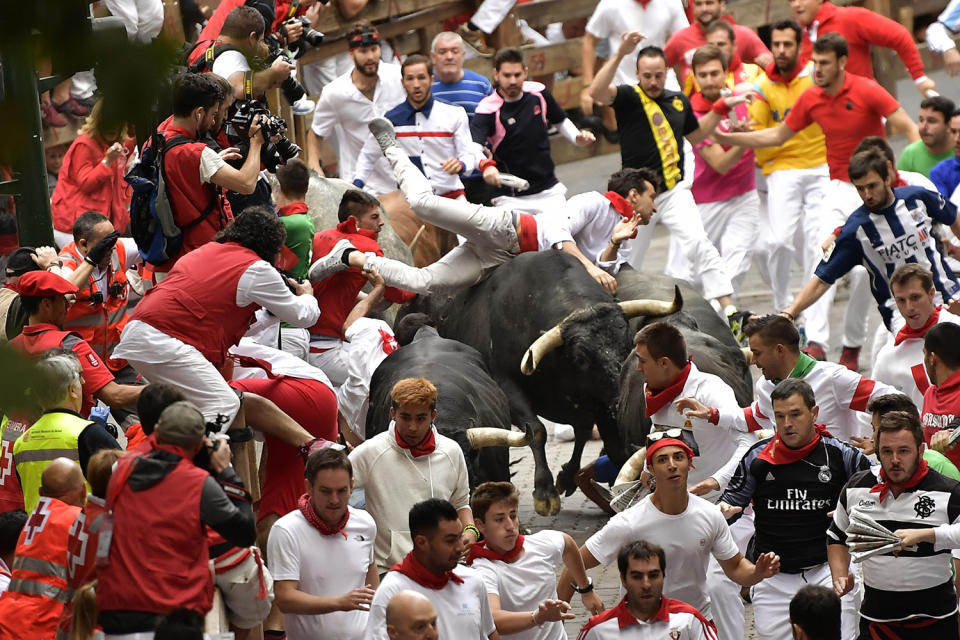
[
  {"xmin": 499, "ymin": 173, "xmax": 530, "ymax": 192},
  {"xmin": 307, "ymin": 238, "xmax": 356, "ymax": 282},
  {"xmin": 41, "ymin": 102, "xmax": 68, "ymax": 128},
  {"xmin": 839, "ymin": 345, "xmax": 861, "ymax": 371},
  {"xmin": 53, "ymin": 97, "xmax": 90, "ymax": 117},
  {"xmin": 368, "ymin": 117, "xmax": 399, "ymax": 152},
  {"xmin": 292, "ymin": 97, "xmax": 316, "ymax": 115},
  {"xmin": 457, "ymin": 23, "xmax": 495, "ymax": 56},
  {"xmin": 726, "ymin": 308, "xmax": 753, "ymax": 345},
  {"xmin": 802, "ymin": 341, "xmax": 827, "ymax": 361}
]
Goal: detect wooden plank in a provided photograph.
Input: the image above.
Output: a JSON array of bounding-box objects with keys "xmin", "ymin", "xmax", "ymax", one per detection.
[
  {"xmin": 464, "ymin": 37, "xmax": 582, "ymax": 76},
  {"xmin": 550, "ymin": 75, "xmax": 585, "ymax": 110},
  {"xmin": 517, "ymin": 0, "xmax": 598, "ymax": 28},
  {"xmin": 314, "ymin": 0, "xmax": 460, "ymax": 32},
  {"xmin": 300, "ymin": 0, "xmax": 473, "ymax": 64}
]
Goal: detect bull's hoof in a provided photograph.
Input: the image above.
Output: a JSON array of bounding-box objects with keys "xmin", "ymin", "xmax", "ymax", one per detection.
[
  {"xmin": 556, "ymin": 466, "xmax": 577, "ymax": 497},
  {"xmin": 533, "ymin": 494, "xmax": 562, "ymax": 516}
]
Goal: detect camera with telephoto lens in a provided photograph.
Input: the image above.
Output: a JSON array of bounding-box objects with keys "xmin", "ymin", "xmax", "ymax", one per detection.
[
  {"xmin": 282, "ymin": 16, "xmax": 324, "ymax": 47},
  {"xmin": 226, "ymin": 99, "xmax": 302, "ymax": 173},
  {"xmin": 264, "ymin": 48, "xmax": 310, "ymax": 105}
]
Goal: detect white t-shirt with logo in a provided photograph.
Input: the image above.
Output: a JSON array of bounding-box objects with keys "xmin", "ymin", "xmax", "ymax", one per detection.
[
  {"xmin": 267, "ymin": 506, "xmax": 377, "ymax": 640},
  {"xmin": 471, "ymin": 530, "xmax": 567, "ymax": 640},
  {"xmin": 584, "ymin": 494, "xmax": 738, "ymax": 620}
]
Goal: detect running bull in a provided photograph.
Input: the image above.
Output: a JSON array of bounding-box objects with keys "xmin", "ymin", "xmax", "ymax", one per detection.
[{"xmin": 399, "ymin": 251, "xmax": 681, "ymax": 515}]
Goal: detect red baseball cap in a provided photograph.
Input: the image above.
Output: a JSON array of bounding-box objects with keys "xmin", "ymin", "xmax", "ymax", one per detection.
[{"xmin": 15, "ymin": 271, "xmax": 79, "ymax": 297}]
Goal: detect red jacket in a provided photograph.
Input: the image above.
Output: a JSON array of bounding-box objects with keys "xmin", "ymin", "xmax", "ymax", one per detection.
[
  {"xmin": 800, "ymin": 1, "xmax": 925, "ymax": 81},
  {"xmin": 50, "ymin": 134, "xmax": 132, "ymax": 234},
  {"xmin": 922, "ymin": 370, "xmax": 960, "ymax": 468},
  {"xmin": 57, "ymin": 496, "xmax": 107, "ymax": 637},
  {"xmin": 98, "ymin": 442, "xmax": 212, "ymax": 618},
  {"xmin": 310, "ymin": 219, "xmax": 415, "ymax": 340},
  {"xmin": 131, "ymin": 242, "xmax": 261, "ymax": 367}
]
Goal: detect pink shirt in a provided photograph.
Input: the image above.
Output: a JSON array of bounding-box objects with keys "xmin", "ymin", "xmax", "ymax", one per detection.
[{"xmin": 691, "ymin": 100, "xmax": 755, "ymax": 203}]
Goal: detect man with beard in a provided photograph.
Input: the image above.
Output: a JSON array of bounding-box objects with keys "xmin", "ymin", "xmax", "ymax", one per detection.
[
  {"xmin": 576, "ymin": 540, "xmax": 717, "ymax": 640},
  {"xmin": 306, "ymin": 23, "xmax": 403, "ymax": 193},
  {"xmin": 748, "ymin": 20, "xmax": 831, "ymax": 359},
  {"xmin": 353, "ymin": 55, "xmax": 482, "ymax": 199},
  {"xmin": 898, "ymin": 97, "xmax": 956, "ymax": 178}
]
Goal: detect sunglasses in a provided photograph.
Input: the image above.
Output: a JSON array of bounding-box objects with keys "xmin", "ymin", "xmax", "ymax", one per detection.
[{"xmin": 646, "ymin": 426, "xmax": 700, "ymax": 456}]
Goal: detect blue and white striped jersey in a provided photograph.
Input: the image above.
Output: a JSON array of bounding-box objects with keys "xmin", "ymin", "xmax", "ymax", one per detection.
[{"xmin": 814, "ymin": 186, "xmax": 960, "ymax": 329}]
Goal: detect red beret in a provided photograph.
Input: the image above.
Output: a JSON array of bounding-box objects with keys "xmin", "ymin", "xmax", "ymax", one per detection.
[{"xmin": 15, "ymin": 271, "xmax": 79, "ymax": 297}]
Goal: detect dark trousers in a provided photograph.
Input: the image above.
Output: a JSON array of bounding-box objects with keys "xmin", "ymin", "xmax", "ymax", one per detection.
[{"xmin": 858, "ymin": 613, "xmax": 960, "ymax": 640}]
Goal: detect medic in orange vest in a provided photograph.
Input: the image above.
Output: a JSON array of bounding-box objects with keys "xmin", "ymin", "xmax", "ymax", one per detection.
[{"xmin": 0, "ymin": 458, "xmax": 86, "ymax": 640}]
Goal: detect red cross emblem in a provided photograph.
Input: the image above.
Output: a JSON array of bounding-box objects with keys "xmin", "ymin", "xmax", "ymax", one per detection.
[
  {"xmin": 67, "ymin": 513, "xmax": 88, "ymax": 578},
  {"xmin": 0, "ymin": 441, "xmax": 13, "ymax": 487},
  {"xmin": 23, "ymin": 498, "xmax": 52, "ymax": 546}
]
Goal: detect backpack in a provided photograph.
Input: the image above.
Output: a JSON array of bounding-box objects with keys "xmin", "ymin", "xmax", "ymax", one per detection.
[{"xmin": 125, "ymin": 132, "xmax": 217, "ymax": 266}]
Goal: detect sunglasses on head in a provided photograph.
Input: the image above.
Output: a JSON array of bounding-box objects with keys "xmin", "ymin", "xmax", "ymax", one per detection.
[{"xmin": 645, "ymin": 426, "xmax": 700, "ymax": 456}]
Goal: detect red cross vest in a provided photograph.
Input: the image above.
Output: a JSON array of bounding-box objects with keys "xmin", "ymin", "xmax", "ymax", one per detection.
[
  {"xmin": 57, "ymin": 496, "xmax": 106, "ymax": 638},
  {"xmin": 0, "ymin": 413, "xmax": 31, "ymax": 513},
  {"xmin": 130, "ymin": 242, "xmax": 261, "ymax": 367},
  {"xmin": 0, "ymin": 496, "xmax": 81, "ymax": 640},
  {"xmin": 59, "ymin": 242, "xmax": 130, "ymax": 371},
  {"xmin": 9, "ymin": 324, "xmax": 98, "ymax": 416}
]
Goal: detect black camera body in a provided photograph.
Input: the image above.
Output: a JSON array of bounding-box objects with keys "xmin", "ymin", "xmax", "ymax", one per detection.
[
  {"xmin": 283, "ymin": 16, "xmax": 324, "ymax": 47},
  {"xmin": 225, "ymin": 99, "xmax": 302, "ymax": 173}
]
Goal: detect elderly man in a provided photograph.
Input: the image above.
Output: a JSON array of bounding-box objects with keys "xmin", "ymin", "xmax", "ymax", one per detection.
[
  {"xmin": 386, "ymin": 590, "xmax": 439, "ymax": 640},
  {"xmin": 0, "ymin": 458, "xmax": 85, "ymax": 640},
  {"xmin": 13, "ymin": 351, "xmax": 121, "ymax": 512},
  {"xmin": 97, "ymin": 401, "xmax": 256, "ymax": 636}
]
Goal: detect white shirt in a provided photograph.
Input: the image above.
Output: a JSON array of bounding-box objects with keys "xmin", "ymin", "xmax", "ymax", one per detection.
[
  {"xmin": 540, "ymin": 191, "xmax": 632, "ymax": 273},
  {"xmin": 871, "ymin": 308, "xmax": 960, "ymax": 409},
  {"xmin": 230, "ymin": 337, "xmax": 333, "ymax": 386},
  {"xmin": 349, "ymin": 423, "xmax": 471, "ymax": 571},
  {"xmin": 471, "ymin": 530, "xmax": 567, "ymax": 640},
  {"xmin": 586, "ymin": 0, "xmax": 688, "ymax": 85},
  {"xmin": 266, "ymin": 506, "xmax": 377, "ymax": 640},
  {"xmin": 584, "ymin": 494, "xmax": 739, "ymax": 620},
  {"xmin": 210, "ymin": 49, "xmax": 250, "ymax": 81},
  {"xmin": 311, "ymin": 63, "xmax": 405, "ymax": 194},
  {"xmin": 646, "ymin": 363, "xmax": 755, "ymax": 501},
  {"xmin": 577, "ymin": 597, "xmax": 715, "ymax": 640},
  {"xmin": 0, "ymin": 558, "xmax": 10, "ymax": 595},
  {"xmin": 354, "ymin": 97, "xmax": 483, "ymax": 196},
  {"xmin": 366, "ymin": 565, "xmax": 496, "ymax": 640}
]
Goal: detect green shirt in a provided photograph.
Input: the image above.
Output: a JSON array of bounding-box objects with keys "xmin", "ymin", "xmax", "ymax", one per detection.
[
  {"xmin": 897, "ymin": 140, "xmax": 955, "ymax": 178},
  {"xmin": 924, "ymin": 448, "xmax": 960, "ymax": 481},
  {"xmin": 280, "ymin": 212, "xmax": 316, "ymax": 281}
]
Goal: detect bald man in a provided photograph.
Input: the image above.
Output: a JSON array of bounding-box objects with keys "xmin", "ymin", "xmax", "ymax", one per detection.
[
  {"xmin": 386, "ymin": 590, "xmax": 439, "ymax": 640},
  {"xmin": 39, "ymin": 457, "xmax": 87, "ymax": 507}
]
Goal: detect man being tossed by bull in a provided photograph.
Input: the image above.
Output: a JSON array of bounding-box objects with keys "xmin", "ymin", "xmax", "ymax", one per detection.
[{"xmin": 306, "ymin": 116, "xmax": 736, "ymax": 296}]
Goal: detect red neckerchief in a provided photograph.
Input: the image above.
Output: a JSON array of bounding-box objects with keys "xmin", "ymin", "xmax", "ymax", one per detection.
[
  {"xmin": 764, "ymin": 58, "xmax": 807, "ymax": 83},
  {"xmin": 395, "ymin": 426, "xmax": 437, "ymax": 457},
  {"xmin": 634, "ymin": 0, "xmax": 652, "ymax": 8},
  {"xmin": 688, "ymin": 91, "xmax": 714, "ymax": 113},
  {"xmin": 757, "ymin": 424, "xmax": 830, "ymax": 465},
  {"xmin": 465, "ymin": 535, "xmax": 524, "ymax": 565},
  {"xmin": 336, "ymin": 217, "xmax": 378, "ymax": 241},
  {"xmin": 895, "ymin": 306, "xmax": 940, "ymax": 346},
  {"xmin": 298, "ymin": 493, "xmax": 349, "ymax": 539},
  {"xmin": 391, "ymin": 551, "xmax": 464, "ymax": 589},
  {"xmin": 870, "ymin": 457, "xmax": 930, "ymax": 502},
  {"xmin": 728, "ymin": 53, "xmax": 744, "ymax": 78},
  {"xmin": 645, "ymin": 362, "xmax": 692, "ymax": 417},
  {"xmin": 893, "ymin": 173, "xmax": 908, "ymax": 188},
  {"xmin": 278, "ymin": 202, "xmax": 309, "ymax": 217},
  {"xmin": 610, "ymin": 596, "xmax": 673, "ymax": 628},
  {"xmin": 603, "ymin": 191, "xmax": 638, "ymax": 239}
]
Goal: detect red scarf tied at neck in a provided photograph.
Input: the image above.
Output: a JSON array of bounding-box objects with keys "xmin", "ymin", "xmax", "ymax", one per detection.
[
  {"xmin": 645, "ymin": 362, "xmax": 692, "ymax": 417},
  {"xmin": 298, "ymin": 493, "xmax": 349, "ymax": 539},
  {"xmin": 757, "ymin": 424, "xmax": 830, "ymax": 465},
  {"xmin": 391, "ymin": 551, "xmax": 464, "ymax": 589},
  {"xmin": 870, "ymin": 458, "xmax": 930, "ymax": 502},
  {"xmin": 894, "ymin": 306, "xmax": 940, "ymax": 346},
  {"xmin": 465, "ymin": 535, "xmax": 524, "ymax": 565},
  {"xmin": 394, "ymin": 425, "xmax": 437, "ymax": 457}
]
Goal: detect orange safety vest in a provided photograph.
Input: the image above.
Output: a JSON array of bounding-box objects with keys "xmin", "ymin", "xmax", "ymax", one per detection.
[
  {"xmin": 58, "ymin": 241, "xmax": 130, "ymax": 371},
  {"xmin": 0, "ymin": 495, "xmax": 81, "ymax": 640}
]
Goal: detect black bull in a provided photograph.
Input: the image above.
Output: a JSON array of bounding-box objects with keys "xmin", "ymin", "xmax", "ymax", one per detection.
[
  {"xmin": 365, "ymin": 326, "xmax": 527, "ymax": 490},
  {"xmin": 397, "ymin": 252, "xmax": 688, "ymax": 515}
]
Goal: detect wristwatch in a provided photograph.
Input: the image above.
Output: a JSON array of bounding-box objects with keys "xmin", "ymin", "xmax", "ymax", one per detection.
[{"xmin": 571, "ymin": 577, "xmax": 594, "ymax": 593}]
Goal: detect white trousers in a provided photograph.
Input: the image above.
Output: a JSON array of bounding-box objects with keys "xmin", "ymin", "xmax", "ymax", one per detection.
[
  {"xmin": 750, "ymin": 562, "xmax": 860, "ymax": 640},
  {"xmin": 629, "ymin": 185, "xmax": 734, "ymax": 301},
  {"xmin": 103, "ymin": 0, "xmax": 164, "ymax": 43},
  {"xmin": 365, "ymin": 144, "xmax": 518, "ymax": 295},
  {"xmin": 278, "ymin": 326, "xmax": 310, "ymax": 361},
  {"xmin": 763, "ymin": 165, "xmax": 833, "ymax": 344},
  {"xmin": 471, "ymin": 0, "xmax": 518, "ymax": 33},
  {"xmin": 706, "ymin": 555, "xmax": 744, "ymax": 640},
  {"xmin": 669, "ymin": 189, "xmax": 760, "ymax": 294},
  {"xmin": 492, "ymin": 182, "xmax": 568, "ymax": 216}
]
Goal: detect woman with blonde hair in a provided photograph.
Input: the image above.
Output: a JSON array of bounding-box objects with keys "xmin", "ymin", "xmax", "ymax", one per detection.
[{"xmin": 50, "ymin": 100, "xmax": 133, "ymax": 247}]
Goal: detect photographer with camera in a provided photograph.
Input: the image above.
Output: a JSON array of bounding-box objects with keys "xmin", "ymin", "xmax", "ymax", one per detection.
[{"xmin": 97, "ymin": 401, "xmax": 258, "ymax": 636}]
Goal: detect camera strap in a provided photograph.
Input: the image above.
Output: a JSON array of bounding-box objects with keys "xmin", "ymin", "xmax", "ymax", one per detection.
[
  {"xmin": 286, "ymin": 0, "xmax": 300, "ymax": 19},
  {"xmin": 243, "ymin": 71, "xmax": 254, "ymax": 100}
]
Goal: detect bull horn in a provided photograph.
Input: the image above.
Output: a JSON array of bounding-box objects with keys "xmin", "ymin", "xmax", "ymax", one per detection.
[
  {"xmin": 741, "ymin": 347, "xmax": 752, "ymax": 364},
  {"xmin": 466, "ymin": 427, "xmax": 530, "ymax": 448},
  {"xmin": 614, "ymin": 446, "xmax": 647, "ymax": 486},
  {"xmin": 520, "ymin": 325, "xmax": 564, "ymax": 375},
  {"xmin": 618, "ymin": 285, "xmax": 682, "ymax": 319},
  {"xmin": 407, "ymin": 224, "xmax": 426, "ymax": 255}
]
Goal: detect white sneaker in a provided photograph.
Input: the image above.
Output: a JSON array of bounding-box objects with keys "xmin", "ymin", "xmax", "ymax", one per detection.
[
  {"xmin": 307, "ymin": 238, "xmax": 355, "ymax": 282},
  {"xmin": 292, "ymin": 98, "xmax": 316, "ymax": 115}
]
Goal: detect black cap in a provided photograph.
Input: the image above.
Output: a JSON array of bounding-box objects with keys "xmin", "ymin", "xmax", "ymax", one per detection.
[{"xmin": 5, "ymin": 248, "xmax": 43, "ymax": 279}]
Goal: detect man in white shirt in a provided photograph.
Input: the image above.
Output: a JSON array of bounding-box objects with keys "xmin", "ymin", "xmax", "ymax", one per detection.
[
  {"xmin": 558, "ymin": 433, "xmax": 779, "ymax": 638},
  {"xmin": 386, "ymin": 590, "xmax": 440, "ymax": 640},
  {"xmin": 576, "ymin": 540, "xmax": 718, "ymax": 640},
  {"xmin": 466, "ymin": 481, "xmax": 601, "ymax": 640},
  {"xmin": 306, "ymin": 23, "xmax": 404, "ymax": 194},
  {"xmin": 354, "ymin": 54, "xmax": 482, "ymax": 198},
  {"xmin": 873, "ymin": 264, "xmax": 960, "ymax": 409},
  {"xmin": 268, "ymin": 448, "xmax": 378, "ymax": 640},
  {"xmin": 349, "ymin": 378, "xmax": 476, "ymax": 573},
  {"xmin": 366, "ymin": 499, "xmax": 498, "ymax": 640}
]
